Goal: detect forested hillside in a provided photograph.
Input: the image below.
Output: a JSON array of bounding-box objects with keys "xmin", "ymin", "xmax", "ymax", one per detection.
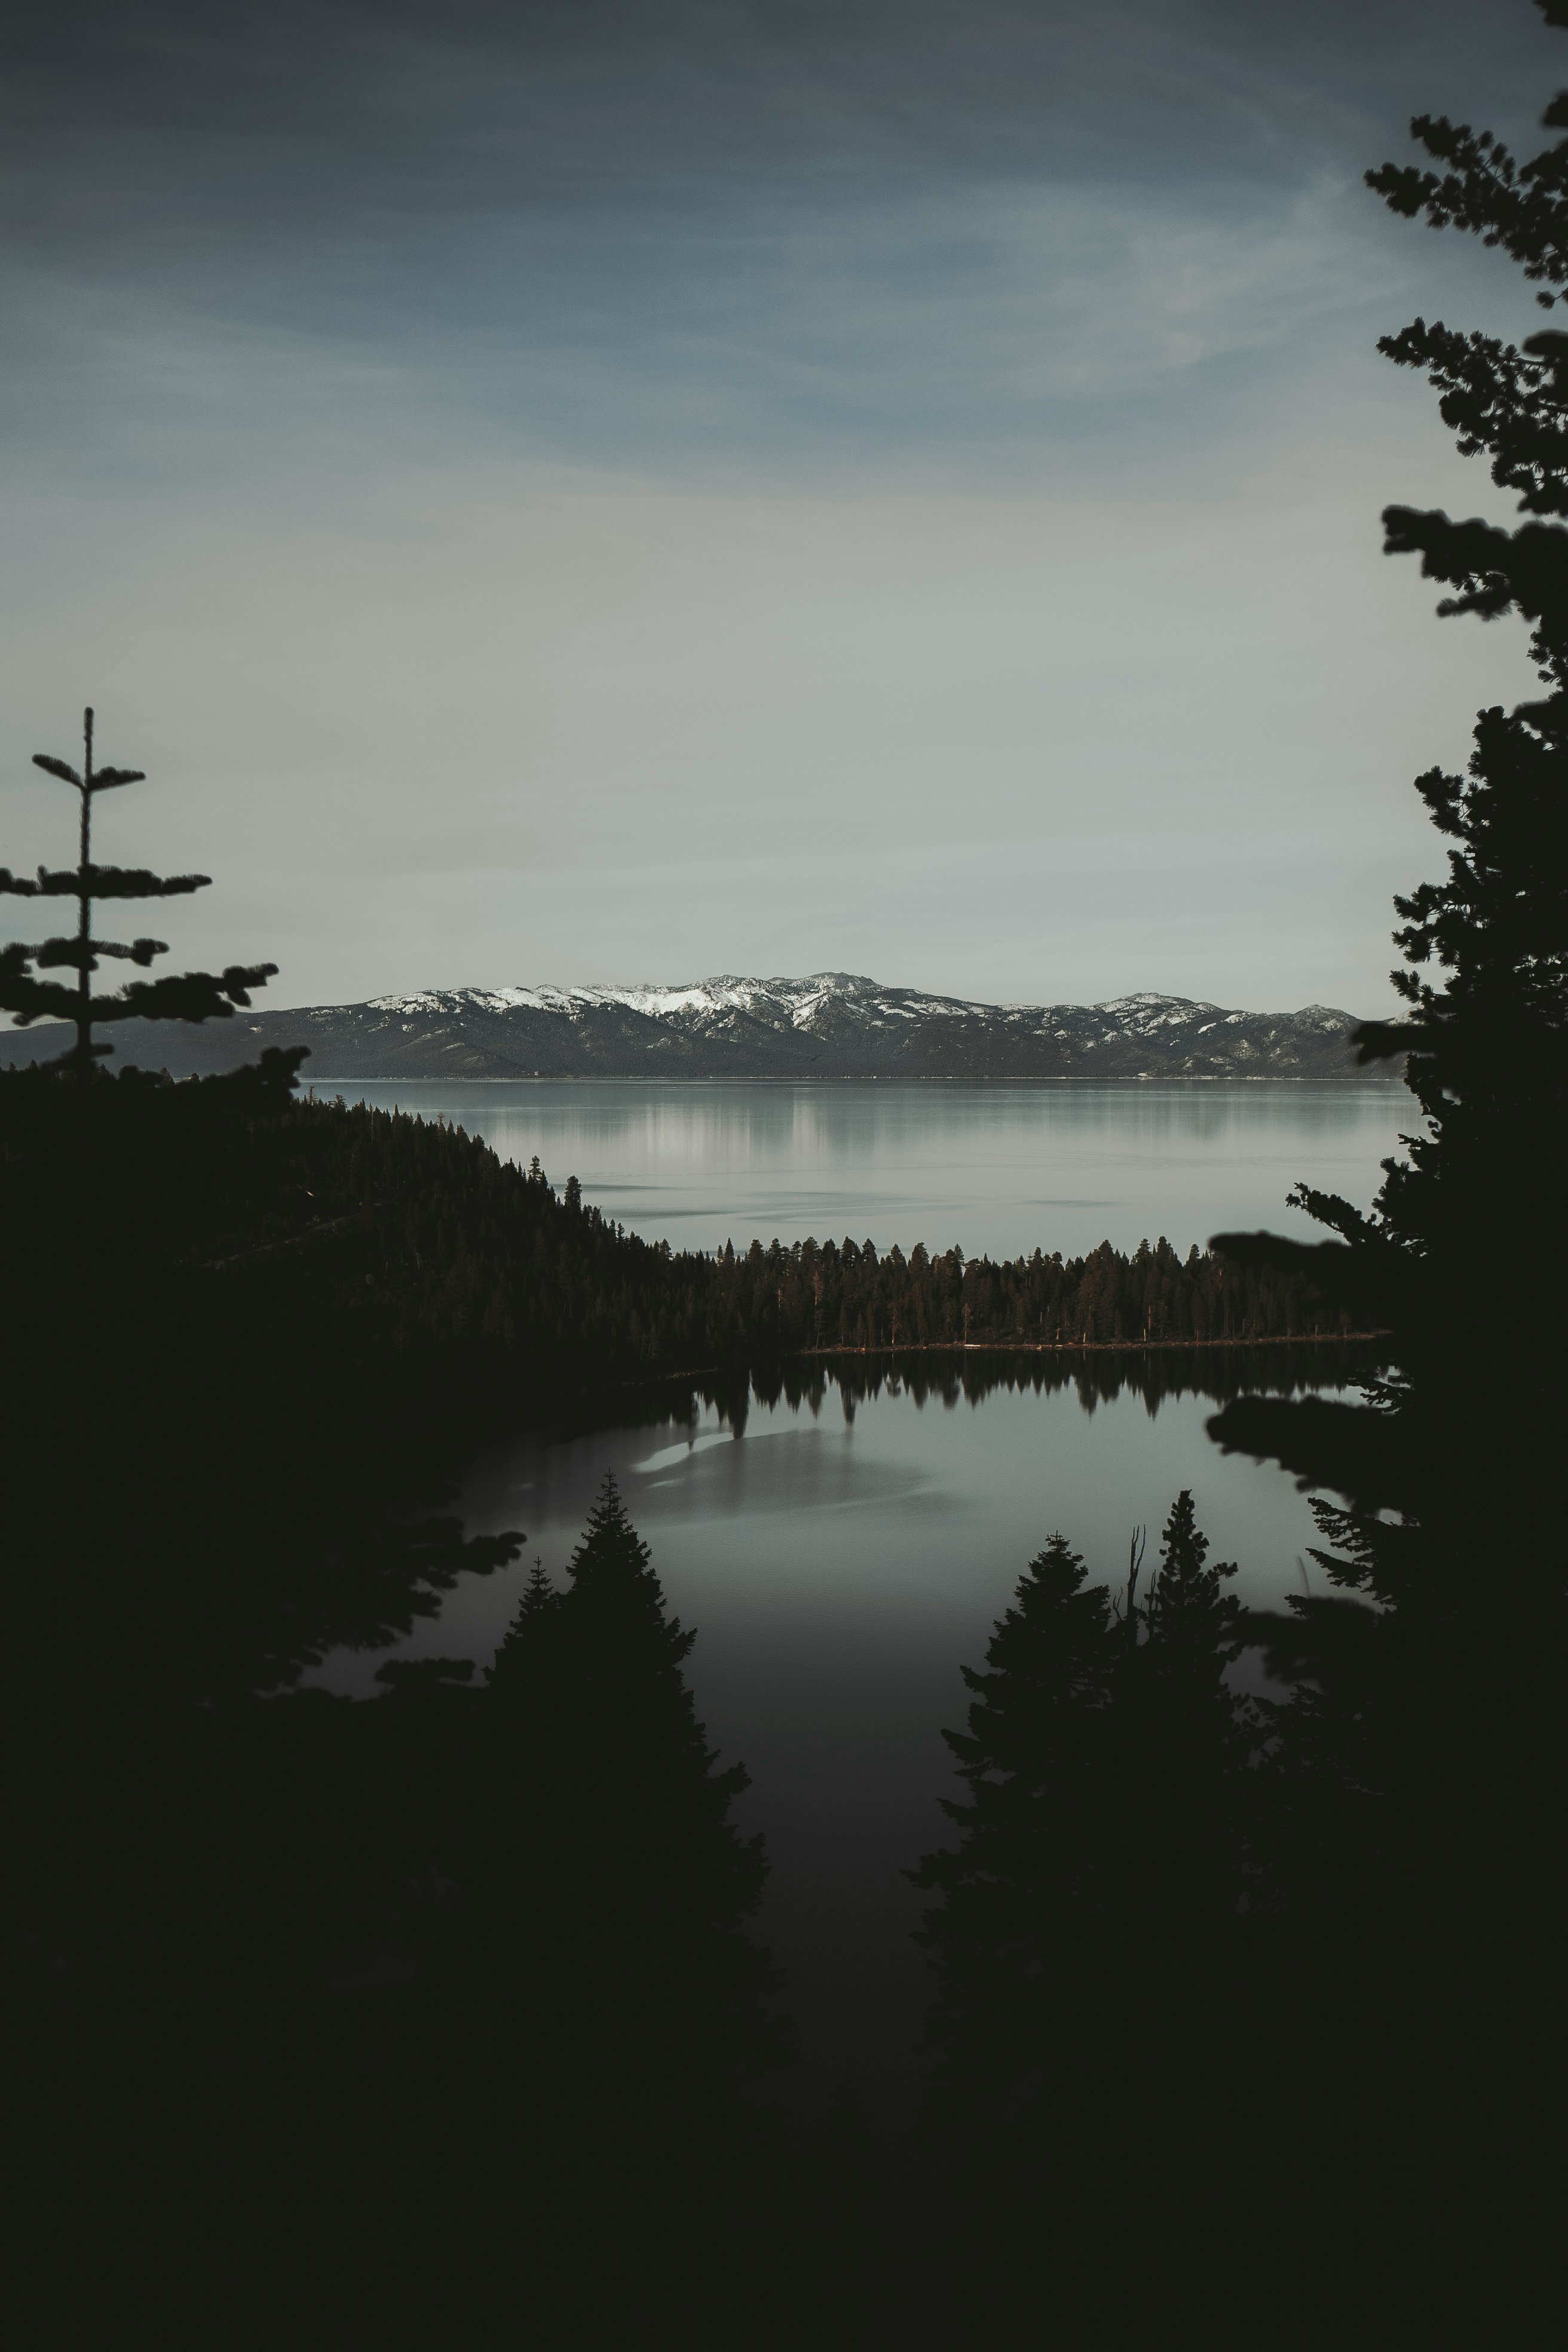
[{"xmin": 0, "ymin": 1057, "xmax": 1354, "ymax": 1447}]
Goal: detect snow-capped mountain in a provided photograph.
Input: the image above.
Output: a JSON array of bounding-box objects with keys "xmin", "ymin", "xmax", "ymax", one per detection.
[{"xmin": 6, "ymin": 973, "xmax": 1395, "ymax": 1079}]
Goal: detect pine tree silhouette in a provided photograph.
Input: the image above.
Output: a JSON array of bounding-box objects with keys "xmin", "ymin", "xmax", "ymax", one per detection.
[
  {"xmin": 477, "ymin": 1475, "xmax": 784, "ymax": 2084},
  {"xmin": 1209, "ymin": 2, "xmax": 1568, "ymax": 1541},
  {"xmin": 0, "ymin": 706, "xmax": 275, "ymax": 1076},
  {"xmin": 910, "ymin": 1533, "xmax": 1116, "ymax": 2143},
  {"xmin": 437, "ymin": 1479, "xmax": 795, "ymax": 2330},
  {"xmin": 1195, "ymin": 17, "xmax": 1568, "ymax": 2320},
  {"xmin": 1140, "ymin": 1488, "xmax": 1245, "ymax": 1767},
  {"xmin": 915, "ymin": 1499, "xmax": 1250, "ymax": 2032},
  {"xmin": 484, "ymin": 1558, "xmax": 561, "ymax": 1692},
  {"xmin": 911, "ymin": 1500, "xmax": 1257, "ymax": 2330},
  {"xmin": 1119, "ymin": 1488, "xmax": 1253, "ymax": 1945},
  {"xmin": 1207, "ymin": 11, "xmax": 1568, "ymax": 1732}
]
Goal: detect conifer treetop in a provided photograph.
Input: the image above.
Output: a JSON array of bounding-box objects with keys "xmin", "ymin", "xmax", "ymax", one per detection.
[
  {"xmin": 1, "ymin": 706, "xmax": 277, "ymax": 1076},
  {"xmin": 567, "ymin": 1471, "xmax": 697, "ymax": 1668},
  {"xmin": 1145, "ymin": 1489, "xmax": 1242, "ymax": 1658}
]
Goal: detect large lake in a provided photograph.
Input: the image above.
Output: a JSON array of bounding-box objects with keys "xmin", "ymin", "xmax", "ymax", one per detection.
[{"xmin": 317, "ymin": 1077, "xmax": 1413, "ymax": 1258}]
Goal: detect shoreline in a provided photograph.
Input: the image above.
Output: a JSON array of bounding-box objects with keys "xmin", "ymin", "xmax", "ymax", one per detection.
[
  {"xmin": 590, "ymin": 1333, "xmax": 1392, "ymax": 1389},
  {"xmin": 798, "ymin": 1331, "xmax": 1390, "ymax": 1357}
]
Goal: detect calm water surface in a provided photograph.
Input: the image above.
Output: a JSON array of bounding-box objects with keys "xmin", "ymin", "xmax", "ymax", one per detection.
[
  {"xmin": 319, "ymin": 1355, "xmax": 1365, "ymax": 2117},
  {"xmin": 320, "ymin": 1077, "xmax": 1414, "ymax": 1258}
]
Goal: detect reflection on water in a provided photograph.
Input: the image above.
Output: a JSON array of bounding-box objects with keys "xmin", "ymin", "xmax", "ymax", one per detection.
[
  {"xmin": 317, "ymin": 1348, "xmax": 1370, "ymax": 2114},
  {"xmin": 317, "ymin": 1078, "xmax": 1411, "ymax": 1257}
]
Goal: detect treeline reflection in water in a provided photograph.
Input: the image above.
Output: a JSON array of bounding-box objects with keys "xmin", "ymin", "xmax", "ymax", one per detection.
[
  {"xmin": 517, "ymin": 1337, "xmax": 1388, "ymax": 1463},
  {"xmin": 694, "ymin": 1336, "xmax": 1386, "ymax": 1426}
]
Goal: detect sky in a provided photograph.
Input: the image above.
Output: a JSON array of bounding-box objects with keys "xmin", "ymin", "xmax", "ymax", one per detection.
[{"xmin": 0, "ymin": 0, "xmax": 1559, "ymax": 1015}]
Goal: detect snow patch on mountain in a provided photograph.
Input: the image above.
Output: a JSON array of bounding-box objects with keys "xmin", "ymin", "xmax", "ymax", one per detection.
[{"xmin": 368, "ymin": 974, "xmax": 1358, "ymax": 1040}]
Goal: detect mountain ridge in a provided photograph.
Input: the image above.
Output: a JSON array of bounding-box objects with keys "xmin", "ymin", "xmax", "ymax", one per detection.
[{"xmin": 2, "ymin": 972, "xmax": 1398, "ymax": 1080}]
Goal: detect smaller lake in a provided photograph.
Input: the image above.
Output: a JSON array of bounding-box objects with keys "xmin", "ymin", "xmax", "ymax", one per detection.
[
  {"xmin": 317, "ymin": 1351, "xmax": 1366, "ymax": 2122},
  {"xmin": 311, "ymin": 1077, "xmax": 1413, "ymax": 1259}
]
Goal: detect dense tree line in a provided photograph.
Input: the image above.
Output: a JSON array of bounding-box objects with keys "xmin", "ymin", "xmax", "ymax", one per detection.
[{"xmin": 708, "ymin": 1224, "xmax": 1351, "ymax": 1353}]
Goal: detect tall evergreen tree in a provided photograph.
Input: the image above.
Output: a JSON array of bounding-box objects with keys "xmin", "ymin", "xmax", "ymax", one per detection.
[
  {"xmin": 1200, "ymin": 13, "xmax": 1568, "ymax": 2315},
  {"xmin": 1138, "ymin": 1490, "xmax": 1246, "ymax": 1772},
  {"xmin": 1209, "ymin": 4, "xmax": 1568, "ymax": 1725},
  {"xmin": 1, "ymin": 706, "xmax": 274, "ymax": 1075},
  {"xmin": 915, "ymin": 1496, "xmax": 1249, "ymax": 2019},
  {"xmin": 1212, "ymin": 4, "xmax": 1568, "ymax": 1543},
  {"xmin": 440, "ymin": 1481, "xmax": 794, "ymax": 2328},
  {"xmin": 1211, "ymin": 2, "xmax": 1568, "ymax": 1556},
  {"xmin": 476, "ymin": 1475, "xmax": 783, "ymax": 2091},
  {"xmin": 912, "ymin": 1499, "xmax": 1256, "ymax": 2327},
  {"xmin": 911, "ymin": 1532, "xmax": 1117, "ymax": 2132},
  {"xmin": 1120, "ymin": 1489, "xmax": 1252, "ymax": 1934}
]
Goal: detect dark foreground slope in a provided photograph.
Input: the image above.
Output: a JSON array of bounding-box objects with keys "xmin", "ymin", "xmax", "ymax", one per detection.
[
  {"xmin": 4, "ymin": 972, "xmax": 1394, "ymax": 1080},
  {"xmin": 4, "ymin": 1060, "xmax": 788, "ymax": 2339},
  {"xmin": 5, "ymin": 1059, "xmax": 1365, "ymax": 2342}
]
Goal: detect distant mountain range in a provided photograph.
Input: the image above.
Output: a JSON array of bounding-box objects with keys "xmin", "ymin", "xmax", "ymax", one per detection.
[{"xmin": 4, "ymin": 973, "xmax": 1399, "ymax": 1080}]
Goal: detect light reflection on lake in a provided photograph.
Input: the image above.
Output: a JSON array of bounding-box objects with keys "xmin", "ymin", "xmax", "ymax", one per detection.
[{"xmin": 314, "ymin": 1077, "xmax": 1412, "ymax": 1259}]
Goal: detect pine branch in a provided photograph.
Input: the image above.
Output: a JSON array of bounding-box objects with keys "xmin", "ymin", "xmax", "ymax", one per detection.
[
  {"xmin": 1206, "ymin": 1229, "xmax": 1396, "ymax": 1323},
  {"xmin": 103, "ymin": 964, "xmax": 278, "ymax": 1023},
  {"xmin": 1206, "ymin": 1396, "xmax": 1413, "ymax": 1512},
  {"xmin": 26, "ymin": 937, "xmax": 168, "ymax": 970},
  {"xmin": 0, "ymin": 973, "xmax": 85, "ymax": 1024},
  {"xmin": 1366, "ymin": 106, "xmax": 1568, "ymax": 298},
  {"xmin": 1352, "ymin": 1018, "xmax": 1434, "ymax": 1062},
  {"xmin": 1206, "ymin": 1230, "xmax": 1353, "ymax": 1281},
  {"xmin": 5, "ymin": 964, "xmax": 277, "ymax": 1029},
  {"xmin": 30, "ymin": 755, "xmax": 142, "ymax": 789},
  {"xmin": 1376, "ymin": 321, "xmax": 1568, "ymax": 516},
  {"xmin": 24, "ymin": 864, "xmax": 212, "ymax": 900},
  {"xmin": 1284, "ymin": 1189, "xmax": 1381, "ymax": 1245},
  {"xmin": 1380, "ymin": 505, "xmax": 1568, "ymax": 675}
]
